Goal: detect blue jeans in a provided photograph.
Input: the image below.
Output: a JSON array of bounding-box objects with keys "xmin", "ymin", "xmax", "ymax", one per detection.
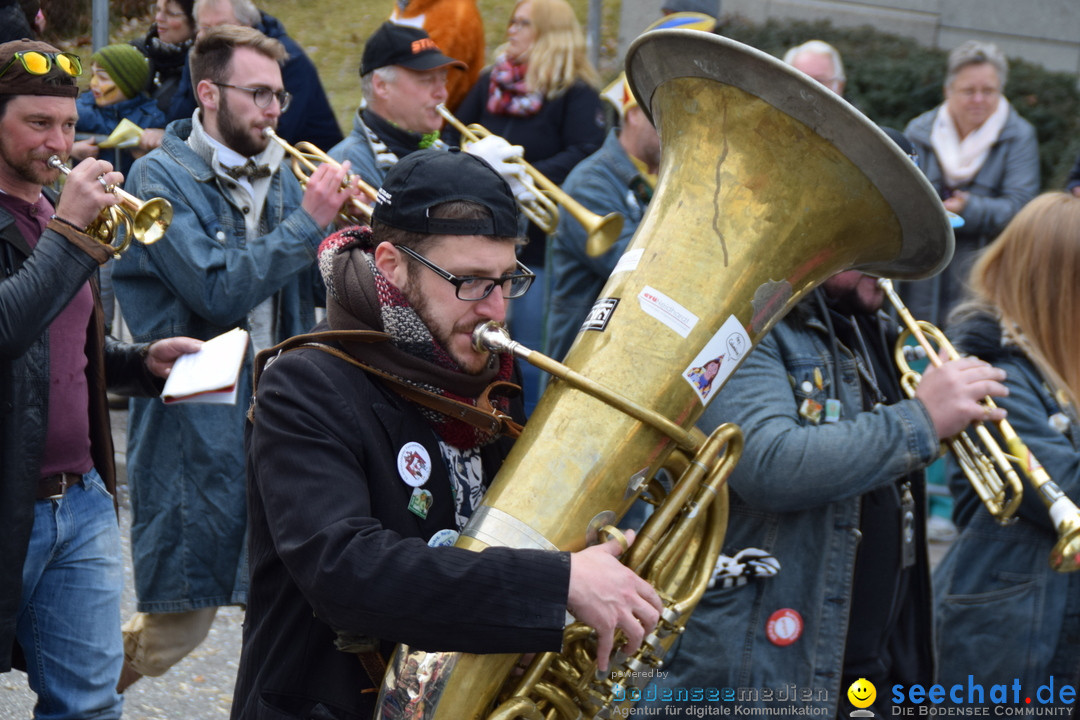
[{"xmin": 17, "ymin": 467, "xmax": 124, "ymax": 720}]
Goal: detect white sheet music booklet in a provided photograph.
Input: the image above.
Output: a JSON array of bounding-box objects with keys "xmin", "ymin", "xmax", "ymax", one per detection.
[{"xmin": 160, "ymin": 328, "xmax": 249, "ymax": 405}]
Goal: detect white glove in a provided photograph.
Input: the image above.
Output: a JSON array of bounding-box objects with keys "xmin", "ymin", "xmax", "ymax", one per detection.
[{"xmin": 465, "ymin": 134, "xmax": 536, "ymax": 204}]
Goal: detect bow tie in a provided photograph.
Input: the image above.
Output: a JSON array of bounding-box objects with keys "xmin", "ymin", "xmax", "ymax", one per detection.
[{"xmin": 224, "ymin": 159, "xmax": 272, "ymax": 181}]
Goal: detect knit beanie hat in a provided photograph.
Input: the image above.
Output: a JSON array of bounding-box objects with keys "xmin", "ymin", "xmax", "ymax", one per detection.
[{"xmin": 92, "ymin": 43, "xmax": 149, "ymax": 100}]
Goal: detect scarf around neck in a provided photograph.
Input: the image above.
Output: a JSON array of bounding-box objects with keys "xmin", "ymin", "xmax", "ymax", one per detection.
[
  {"xmin": 319, "ymin": 227, "xmax": 517, "ymax": 449},
  {"xmin": 486, "ymin": 54, "xmax": 543, "ymax": 117},
  {"xmin": 930, "ymin": 98, "xmax": 1011, "ymax": 188}
]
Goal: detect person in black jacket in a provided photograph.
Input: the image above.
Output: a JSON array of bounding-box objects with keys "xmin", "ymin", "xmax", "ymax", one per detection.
[
  {"xmin": 232, "ymin": 149, "xmax": 662, "ymax": 720},
  {"xmin": 0, "ymin": 38, "xmax": 199, "ymax": 719}
]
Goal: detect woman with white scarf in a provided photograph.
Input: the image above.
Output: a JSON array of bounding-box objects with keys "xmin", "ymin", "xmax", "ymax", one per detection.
[{"xmin": 902, "ymin": 40, "xmax": 1039, "ymax": 328}]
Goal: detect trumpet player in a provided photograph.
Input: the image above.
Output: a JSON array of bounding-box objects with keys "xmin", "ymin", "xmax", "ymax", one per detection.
[
  {"xmin": 329, "ymin": 22, "xmax": 536, "ymax": 206},
  {"xmin": 655, "ymin": 176, "xmax": 1009, "ymax": 718},
  {"xmin": 110, "ymin": 25, "xmax": 365, "ymax": 693},
  {"xmin": 934, "ymin": 193, "xmax": 1080, "ymax": 706},
  {"xmin": 0, "ymin": 39, "xmax": 201, "ymax": 718},
  {"xmin": 232, "ymin": 149, "xmax": 662, "ymax": 720}
]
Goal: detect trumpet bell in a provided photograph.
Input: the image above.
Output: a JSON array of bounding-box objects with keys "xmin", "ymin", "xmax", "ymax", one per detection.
[
  {"xmin": 131, "ymin": 197, "xmax": 172, "ymax": 245},
  {"xmin": 583, "ymin": 211, "xmax": 624, "ymax": 257}
]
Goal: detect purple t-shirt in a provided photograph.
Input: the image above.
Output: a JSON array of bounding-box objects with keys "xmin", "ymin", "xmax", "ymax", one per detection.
[{"xmin": 0, "ymin": 191, "xmax": 94, "ymax": 479}]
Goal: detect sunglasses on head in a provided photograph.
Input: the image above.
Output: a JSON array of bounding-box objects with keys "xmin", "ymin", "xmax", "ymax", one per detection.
[{"xmin": 0, "ymin": 51, "xmax": 83, "ymax": 82}]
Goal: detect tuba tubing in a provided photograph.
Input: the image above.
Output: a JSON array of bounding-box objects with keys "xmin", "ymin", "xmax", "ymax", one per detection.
[{"xmin": 376, "ymin": 29, "xmax": 955, "ymax": 720}]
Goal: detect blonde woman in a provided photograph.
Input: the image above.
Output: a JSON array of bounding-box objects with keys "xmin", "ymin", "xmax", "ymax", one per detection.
[
  {"xmin": 455, "ymin": 0, "xmax": 606, "ymax": 413},
  {"xmin": 934, "ymin": 192, "xmax": 1080, "ymax": 706}
]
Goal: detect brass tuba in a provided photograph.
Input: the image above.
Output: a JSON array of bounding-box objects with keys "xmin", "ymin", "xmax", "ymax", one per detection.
[{"xmin": 375, "ymin": 29, "xmax": 954, "ymax": 720}]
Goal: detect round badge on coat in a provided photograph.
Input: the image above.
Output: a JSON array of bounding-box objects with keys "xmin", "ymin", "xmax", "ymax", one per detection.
[
  {"xmin": 428, "ymin": 529, "xmax": 460, "ymax": 547},
  {"xmin": 397, "ymin": 442, "xmax": 432, "ymax": 487},
  {"xmin": 766, "ymin": 608, "xmax": 803, "ymax": 646}
]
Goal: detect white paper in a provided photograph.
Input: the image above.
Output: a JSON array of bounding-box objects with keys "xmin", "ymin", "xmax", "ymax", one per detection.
[{"xmin": 161, "ymin": 328, "xmax": 249, "ymax": 405}]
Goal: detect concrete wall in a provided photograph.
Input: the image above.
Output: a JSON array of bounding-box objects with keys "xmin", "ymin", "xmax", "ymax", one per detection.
[{"xmin": 618, "ymin": 0, "xmax": 1080, "ymax": 76}]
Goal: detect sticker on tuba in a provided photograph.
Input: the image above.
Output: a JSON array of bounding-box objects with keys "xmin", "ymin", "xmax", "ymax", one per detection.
[{"xmin": 682, "ymin": 315, "xmax": 750, "ymax": 405}]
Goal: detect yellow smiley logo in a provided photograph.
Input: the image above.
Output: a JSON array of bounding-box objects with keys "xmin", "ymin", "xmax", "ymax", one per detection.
[{"xmin": 847, "ymin": 677, "xmax": 876, "ymax": 709}]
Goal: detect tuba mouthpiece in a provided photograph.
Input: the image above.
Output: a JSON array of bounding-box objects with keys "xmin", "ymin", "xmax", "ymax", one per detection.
[{"xmin": 471, "ymin": 321, "xmax": 516, "ymax": 354}]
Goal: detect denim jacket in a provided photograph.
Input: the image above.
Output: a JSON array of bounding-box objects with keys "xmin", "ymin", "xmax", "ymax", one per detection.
[
  {"xmin": 544, "ymin": 128, "xmax": 647, "ymax": 361},
  {"xmin": 655, "ymin": 298, "xmax": 939, "ymax": 715},
  {"xmin": 112, "ymin": 118, "xmax": 326, "ymax": 611},
  {"xmin": 934, "ymin": 308, "xmax": 1080, "ymax": 699},
  {"xmin": 328, "ymin": 111, "xmax": 393, "ymax": 192}
]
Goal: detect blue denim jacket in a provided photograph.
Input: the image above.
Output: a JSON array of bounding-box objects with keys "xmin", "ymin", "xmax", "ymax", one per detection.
[
  {"xmin": 112, "ymin": 118, "xmax": 326, "ymax": 611},
  {"xmin": 654, "ymin": 298, "xmax": 939, "ymax": 715},
  {"xmin": 544, "ymin": 128, "xmax": 647, "ymax": 361},
  {"xmin": 934, "ymin": 308, "xmax": 1080, "ymax": 700}
]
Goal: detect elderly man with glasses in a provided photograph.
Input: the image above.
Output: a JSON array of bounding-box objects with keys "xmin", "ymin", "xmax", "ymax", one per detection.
[
  {"xmin": 111, "ymin": 24, "xmax": 363, "ymax": 692},
  {"xmin": 230, "ymin": 149, "xmax": 662, "ymax": 719}
]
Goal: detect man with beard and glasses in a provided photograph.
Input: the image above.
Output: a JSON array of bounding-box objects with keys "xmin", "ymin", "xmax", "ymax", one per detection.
[
  {"xmin": 653, "ymin": 265, "xmax": 1009, "ymax": 715},
  {"xmin": 0, "ymin": 39, "xmax": 200, "ymax": 719},
  {"xmin": 111, "ymin": 24, "xmax": 363, "ymax": 693},
  {"xmin": 230, "ymin": 149, "xmax": 663, "ymax": 719}
]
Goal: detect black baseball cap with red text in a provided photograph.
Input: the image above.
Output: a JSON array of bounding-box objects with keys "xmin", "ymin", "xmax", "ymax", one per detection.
[{"xmin": 361, "ymin": 22, "xmax": 466, "ymax": 76}]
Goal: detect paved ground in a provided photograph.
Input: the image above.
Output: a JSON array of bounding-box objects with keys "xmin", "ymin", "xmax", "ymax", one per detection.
[{"xmin": 0, "ymin": 409, "xmax": 243, "ymax": 720}]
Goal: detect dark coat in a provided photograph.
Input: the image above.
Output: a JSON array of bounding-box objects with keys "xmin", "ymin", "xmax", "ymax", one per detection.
[
  {"xmin": 0, "ymin": 202, "xmax": 159, "ymax": 672},
  {"xmin": 231, "ymin": 343, "xmax": 570, "ymax": 720},
  {"xmin": 454, "ymin": 69, "xmax": 605, "ymax": 187}
]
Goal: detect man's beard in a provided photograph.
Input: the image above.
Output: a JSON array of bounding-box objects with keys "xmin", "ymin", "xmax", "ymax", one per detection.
[
  {"xmin": 404, "ymin": 267, "xmax": 489, "ymax": 375},
  {"xmin": 827, "ymin": 284, "xmax": 880, "ymax": 316},
  {"xmin": 218, "ymin": 92, "xmax": 269, "ymax": 158},
  {"xmin": 0, "ymin": 139, "xmax": 58, "ymax": 187}
]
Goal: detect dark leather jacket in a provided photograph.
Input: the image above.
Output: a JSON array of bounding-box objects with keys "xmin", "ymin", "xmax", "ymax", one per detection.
[{"xmin": 0, "ymin": 197, "xmax": 158, "ymax": 672}]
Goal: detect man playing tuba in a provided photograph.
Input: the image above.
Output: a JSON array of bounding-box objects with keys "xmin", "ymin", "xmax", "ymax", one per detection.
[{"xmin": 231, "ymin": 149, "xmax": 662, "ymax": 720}]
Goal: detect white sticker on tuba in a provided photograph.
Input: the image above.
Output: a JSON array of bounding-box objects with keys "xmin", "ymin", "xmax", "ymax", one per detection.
[
  {"xmin": 637, "ymin": 286, "xmax": 698, "ymax": 338},
  {"xmin": 682, "ymin": 315, "xmax": 751, "ymax": 405},
  {"xmin": 612, "ymin": 248, "xmax": 643, "ymax": 275}
]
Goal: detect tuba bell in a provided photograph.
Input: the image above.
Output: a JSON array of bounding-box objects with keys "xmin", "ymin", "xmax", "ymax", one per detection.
[{"xmin": 376, "ymin": 29, "xmax": 954, "ymax": 720}]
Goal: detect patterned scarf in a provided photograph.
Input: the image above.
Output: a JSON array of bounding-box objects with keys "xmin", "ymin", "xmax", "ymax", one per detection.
[
  {"xmin": 318, "ymin": 227, "xmax": 517, "ymax": 450},
  {"xmin": 486, "ymin": 54, "xmax": 543, "ymax": 117}
]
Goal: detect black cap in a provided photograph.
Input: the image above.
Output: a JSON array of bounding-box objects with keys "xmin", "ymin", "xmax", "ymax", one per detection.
[
  {"xmin": 372, "ymin": 148, "xmax": 520, "ymax": 237},
  {"xmin": 361, "ymin": 22, "xmax": 467, "ymax": 76}
]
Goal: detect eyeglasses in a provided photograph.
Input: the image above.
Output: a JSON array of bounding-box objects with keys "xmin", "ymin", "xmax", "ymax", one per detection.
[
  {"xmin": 0, "ymin": 51, "xmax": 82, "ymax": 82},
  {"xmin": 212, "ymin": 82, "xmax": 292, "ymax": 112},
  {"xmin": 396, "ymin": 245, "xmax": 535, "ymax": 301}
]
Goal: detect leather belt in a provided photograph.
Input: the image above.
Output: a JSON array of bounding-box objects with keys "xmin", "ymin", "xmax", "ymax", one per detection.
[{"xmin": 37, "ymin": 472, "xmax": 83, "ymax": 500}]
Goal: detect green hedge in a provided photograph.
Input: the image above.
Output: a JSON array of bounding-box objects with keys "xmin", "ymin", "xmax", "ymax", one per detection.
[{"xmin": 717, "ymin": 16, "xmax": 1080, "ymax": 190}]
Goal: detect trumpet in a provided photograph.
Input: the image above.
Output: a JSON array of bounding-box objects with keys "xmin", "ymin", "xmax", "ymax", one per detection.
[
  {"xmin": 262, "ymin": 127, "xmax": 375, "ymax": 224},
  {"xmin": 436, "ymin": 104, "xmax": 624, "ymax": 255},
  {"xmin": 48, "ymin": 155, "xmax": 172, "ymax": 256},
  {"xmin": 879, "ymin": 278, "xmax": 1080, "ymax": 572}
]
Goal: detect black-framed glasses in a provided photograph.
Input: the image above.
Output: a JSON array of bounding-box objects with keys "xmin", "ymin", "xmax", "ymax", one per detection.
[
  {"xmin": 212, "ymin": 82, "xmax": 292, "ymax": 112},
  {"xmin": 396, "ymin": 245, "xmax": 534, "ymax": 301},
  {"xmin": 0, "ymin": 51, "xmax": 82, "ymax": 82}
]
